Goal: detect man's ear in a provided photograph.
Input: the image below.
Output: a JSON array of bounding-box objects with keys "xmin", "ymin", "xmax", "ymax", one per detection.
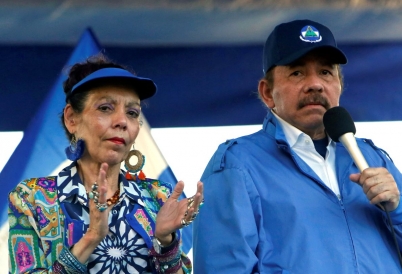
[
  {"xmin": 258, "ymin": 79, "xmax": 275, "ymax": 109},
  {"xmin": 64, "ymin": 104, "xmax": 77, "ymax": 134}
]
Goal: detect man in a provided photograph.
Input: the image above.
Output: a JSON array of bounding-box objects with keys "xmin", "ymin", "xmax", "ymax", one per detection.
[{"xmin": 193, "ymin": 19, "xmax": 402, "ymax": 273}]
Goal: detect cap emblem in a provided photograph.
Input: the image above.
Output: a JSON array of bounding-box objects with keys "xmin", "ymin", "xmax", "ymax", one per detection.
[{"xmin": 299, "ymin": 25, "xmax": 322, "ymax": 43}]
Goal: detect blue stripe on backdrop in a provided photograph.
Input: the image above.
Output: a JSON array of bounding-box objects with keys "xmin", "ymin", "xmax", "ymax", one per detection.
[{"xmin": 2, "ymin": 41, "xmax": 402, "ymax": 131}]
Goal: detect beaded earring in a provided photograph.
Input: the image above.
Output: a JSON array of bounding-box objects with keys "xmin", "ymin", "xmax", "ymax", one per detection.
[
  {"xmin": 124, "ymin": 145, "xmax": 145, "ymax": 174},
  {"xmin": 65, "ymin": 135, "xmax": 85, "ymax": 161}
]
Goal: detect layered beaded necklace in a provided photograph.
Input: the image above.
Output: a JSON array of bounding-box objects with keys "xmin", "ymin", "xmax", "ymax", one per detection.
[{"xmin": 106, "ymin": 188, "xmax": 120, "ymax": 206}]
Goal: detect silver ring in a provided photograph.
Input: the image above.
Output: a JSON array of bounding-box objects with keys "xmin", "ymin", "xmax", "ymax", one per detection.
[
  {"xmin": 187, "ymin": 197, "xmax": 195, "ymax": 209},
  {"xmin": 181, "ymin": 218, "xmax": 191, "ymax": 227},
  {"xmin": 96, "ymin": 203, "xmax": 108, "ymax": 212},
  {"xmin": 191, "ymin": 212, "xmax": 198, "ymax": 220}
]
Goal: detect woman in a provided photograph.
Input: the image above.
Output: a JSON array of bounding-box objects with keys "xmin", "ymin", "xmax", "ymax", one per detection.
[{"xmin": 8, "ymin": 54, "xmax": 203, "ymax": 273}]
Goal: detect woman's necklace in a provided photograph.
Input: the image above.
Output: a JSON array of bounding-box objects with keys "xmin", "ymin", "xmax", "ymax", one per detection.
[
  {"xmin": 86, "ymin": 185, "xmax": 120, "ymax": 206},
  {"xmin": 80, "ymin": 168, "xmax": 121, "ymax": 207},
  {"xmin": 106, "ymin": 188, "xmax": 120, "ymax": 206}
]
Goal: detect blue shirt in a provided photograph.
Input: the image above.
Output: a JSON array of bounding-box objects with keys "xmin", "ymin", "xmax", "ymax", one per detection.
[{"xmin": 193, "ymin": 112, "xmax": 402, "ymax": 274}]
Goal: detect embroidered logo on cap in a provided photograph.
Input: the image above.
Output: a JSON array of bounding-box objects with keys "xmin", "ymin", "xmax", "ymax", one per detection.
[{"xmin": 300, "ymin": 25, "xmax": 322, "ymax": 43}]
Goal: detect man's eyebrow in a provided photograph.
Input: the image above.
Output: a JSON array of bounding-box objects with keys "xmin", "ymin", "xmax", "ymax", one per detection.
[{"xmin": 286, "ymin": 59, "xmax": 336, "ymax": 68}]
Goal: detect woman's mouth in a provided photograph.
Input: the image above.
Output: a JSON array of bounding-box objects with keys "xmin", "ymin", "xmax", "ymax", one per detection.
[{"xmin": 107, "ymin": 137, "xmax": 126, "ymax": 145}]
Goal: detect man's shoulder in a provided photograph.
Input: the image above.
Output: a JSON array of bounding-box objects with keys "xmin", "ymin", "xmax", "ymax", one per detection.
[
  {"xmin": 203, "ymin": 130, "xmax": 271, "ymax": 174},
  {"xmin": 355, "ymin": 137, "xmax": 394, "ymax": 162}
]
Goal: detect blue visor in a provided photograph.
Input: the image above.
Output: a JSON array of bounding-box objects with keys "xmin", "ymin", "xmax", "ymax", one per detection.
[{"xmin": 68, "ymin": 67, "xmax": 157, "ymax": 101}]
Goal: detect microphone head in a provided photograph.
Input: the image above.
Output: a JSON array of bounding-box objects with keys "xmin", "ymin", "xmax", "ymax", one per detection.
[{"xmin": 323, "ymin": 106, "xmax": 356, "ymax": 142}]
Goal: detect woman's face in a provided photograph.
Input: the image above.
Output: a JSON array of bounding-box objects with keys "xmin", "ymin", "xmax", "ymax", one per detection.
[{"xmin": 71, "ymin": 85, "xmax": 141, "ymax": 166}]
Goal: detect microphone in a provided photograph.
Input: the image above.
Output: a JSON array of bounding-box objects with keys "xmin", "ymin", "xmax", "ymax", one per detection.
[
  {"xmin": 324, "ymin": 107, "xmax": 402, "ymax": 268},
  {"xmin": 323, "ymin": 106, "xmax": 369, "ymax": 172}
]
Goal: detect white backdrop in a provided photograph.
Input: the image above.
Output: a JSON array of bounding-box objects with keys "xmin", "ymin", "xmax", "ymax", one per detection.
[{"xmin": 1, "ymin": 121, "xmax": 402, "ymax": 273}]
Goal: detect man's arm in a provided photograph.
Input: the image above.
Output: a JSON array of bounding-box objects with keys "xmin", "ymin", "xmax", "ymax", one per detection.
[{"xmin": 193, "ymin": 166, "xmax": 265, "ymax": 273}]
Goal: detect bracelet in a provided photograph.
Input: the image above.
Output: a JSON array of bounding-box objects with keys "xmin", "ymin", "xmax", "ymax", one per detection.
[
  {"xmin": 53, "ymin": 261, "xmax": 69, "ymax": 274},
  {"xmin": 149, "ymin": 235, "xmax": 182, "ymax": 274},
  {"xmin": 58, "ymin": 246, "xmax": 87, "ymax": 273}
]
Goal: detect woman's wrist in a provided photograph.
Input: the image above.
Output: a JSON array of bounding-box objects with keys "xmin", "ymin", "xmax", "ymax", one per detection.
[
  {"xmin": 70, "ymin": 229, "xmax": 102, "ymax": 264},
  {"xmin": 156, "ymin": 233, "xmax": 173, "ymax": 246},
  {"xmin": 149, "ymin": 233, "xmax": 182, "ymax": 274},
  {"xmin": 58, "ymin": 246, "xmax": 88, "ymax": 273}
]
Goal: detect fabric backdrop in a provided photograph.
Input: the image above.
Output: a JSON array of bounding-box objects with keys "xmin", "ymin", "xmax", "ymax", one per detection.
[{"xmin": 1, "ymin": 41, "xmax": 402, "ymax": 132}]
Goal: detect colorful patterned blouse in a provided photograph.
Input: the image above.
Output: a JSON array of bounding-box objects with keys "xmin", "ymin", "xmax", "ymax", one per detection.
[{"xmin": 8, "ymin": 162, "xmax": 191, "ymax": 273}]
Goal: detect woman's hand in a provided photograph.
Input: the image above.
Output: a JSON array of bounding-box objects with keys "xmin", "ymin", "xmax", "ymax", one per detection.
[
  {"xmin": 70, "ymin": 163, "xmax": 111, "ymax": 264},
  {"xmin": 86, "ymin": 162, "xmax": 111, "ymax": 242},
  {"xmin": 155, "ymin": 181, "xmax": 203, "ymax": 245}
]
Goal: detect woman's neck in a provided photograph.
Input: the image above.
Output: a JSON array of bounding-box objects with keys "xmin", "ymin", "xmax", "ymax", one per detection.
[{"xmin": 77, "ymin": 160, "xmax": 121, "ymax": 194}]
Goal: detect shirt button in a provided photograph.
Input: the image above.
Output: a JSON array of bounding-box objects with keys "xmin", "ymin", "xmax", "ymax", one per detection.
[
  {"xmin": 112, "ymin": 209, "xmax": 118, "ymax": 215},
  {"xmin": 110, "ymin": 234, "xmax": 115, "ymax": 240}
]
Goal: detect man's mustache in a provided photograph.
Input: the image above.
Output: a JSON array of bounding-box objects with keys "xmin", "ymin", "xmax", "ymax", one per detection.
[{"xmin": 297, "ymin": 94, "xmax": 330, "ymax": 110}]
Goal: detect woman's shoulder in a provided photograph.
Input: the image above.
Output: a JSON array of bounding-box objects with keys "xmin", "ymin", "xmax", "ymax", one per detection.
[
  {"xmin": 9, "ymin": 176, "xmax": 58, "ymax": 210},
  {"xmin": 125, "ymin": 172, "xmax": 173, "ymax": 203},
  {"xmin": 135, "ymin": 177, "xmax": 173, "ymax": 197},
  {"xmin": 11, "ymin": 176, "xmax": 57, "ymax": 194},
  {"xmin": 125, "ymin": 172, "xmax": 173, "ymax": 192}
]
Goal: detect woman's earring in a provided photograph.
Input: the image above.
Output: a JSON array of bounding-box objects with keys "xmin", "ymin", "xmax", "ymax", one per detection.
[
  {"xmin": 124, "ymin": 146, "xmax": 145, "ymax": 174},
  {"xmin": 65, "ymin": 135, "xmax": 85, "ymax": 161}
]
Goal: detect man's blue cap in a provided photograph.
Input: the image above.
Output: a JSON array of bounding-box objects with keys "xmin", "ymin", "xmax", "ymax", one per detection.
[
  {"xmin": 263, "ymin": 19, "xmax": 347, "ymax": 74},
  {"xmin": 68, "ymin": 67, "xmax": 157, "ymax": 101}
]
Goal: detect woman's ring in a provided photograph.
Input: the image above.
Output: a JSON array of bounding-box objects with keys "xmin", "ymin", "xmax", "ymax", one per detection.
[
  {"xmin": 96, "ymin": 203, "xmax": 108, "ymax": 212},
  {"xmin": 181, "ymin": 218, "xmax": 191, "ymax": 227},
  {"xmin": 191, "ymin": 212, "xmax": 198, "ymax": 220}
]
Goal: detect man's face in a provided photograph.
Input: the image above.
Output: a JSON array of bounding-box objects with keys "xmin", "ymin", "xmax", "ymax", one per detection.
[{"xmin": 262, "ymin": 52, "xmax": 342, "ymax": 139}]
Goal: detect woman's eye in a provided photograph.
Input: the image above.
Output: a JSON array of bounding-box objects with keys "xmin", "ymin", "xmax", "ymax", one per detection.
[
  {"xmin": 127, "ymin": 110, "xmax": 140, "ymax": 118},
  {"xmin": 99, "ymin": 105, "xmax": 112, "ymax": 111}
]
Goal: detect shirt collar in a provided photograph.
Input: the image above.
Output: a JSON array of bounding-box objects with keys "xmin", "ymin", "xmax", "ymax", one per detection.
[
  {"xmin": 271, "ymin": 110, "xmax": 307, "ymax": 148},
  {"xmin": 271, "ymin": 110, "xmax": 335, "ymax": 148}
]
